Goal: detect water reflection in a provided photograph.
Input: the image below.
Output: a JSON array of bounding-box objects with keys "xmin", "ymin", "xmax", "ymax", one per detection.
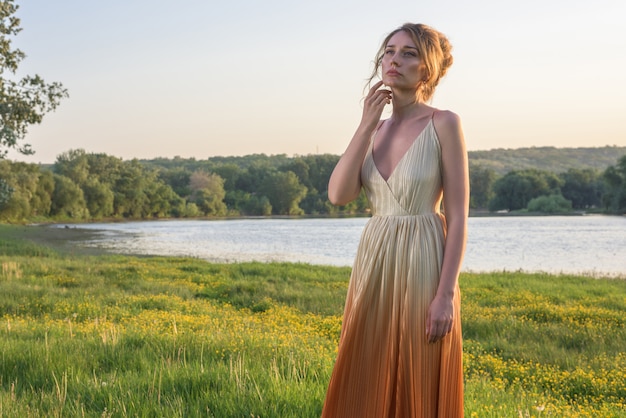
[{"xmin": 53, "ymin": 216, "xmax": 626, "ymax": 277}]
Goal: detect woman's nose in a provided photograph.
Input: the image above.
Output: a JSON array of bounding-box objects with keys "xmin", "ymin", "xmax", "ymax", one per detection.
[{"xmin": 390, "ymin": 53, "xmax": 400, "ymax": 66}]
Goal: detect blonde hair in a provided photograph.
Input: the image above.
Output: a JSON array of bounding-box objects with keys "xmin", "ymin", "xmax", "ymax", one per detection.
[{"xmin": 368, "ymin": 23, "xmax": 453, "ymax": 102}]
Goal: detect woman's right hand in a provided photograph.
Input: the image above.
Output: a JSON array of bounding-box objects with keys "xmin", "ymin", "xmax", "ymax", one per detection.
[
  {"xmin": 328, "ymin": 82, "xmax": 390, "ymax": 206},
  {"xmin": 360, "ymin": 81, "xmax": 391, "ymax": 132}
]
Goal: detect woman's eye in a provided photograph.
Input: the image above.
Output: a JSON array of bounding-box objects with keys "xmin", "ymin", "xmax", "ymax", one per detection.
[
  {"xmin": 403, "ymin": 51, "xmax": 417, "ymax": 57},
  {"xmin": 384, "ymin": 49, "xmax": 394, "ymax": 55}
]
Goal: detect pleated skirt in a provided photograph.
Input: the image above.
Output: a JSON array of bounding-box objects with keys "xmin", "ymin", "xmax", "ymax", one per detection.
[{"xmin": 321, "ymin": 214, "xmax": 463, "ymax": 418}]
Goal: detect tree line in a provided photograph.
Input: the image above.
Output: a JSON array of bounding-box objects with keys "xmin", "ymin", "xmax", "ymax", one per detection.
[
  {"xmin": 468, "ymin": 146, "xmax": 626, "ymax": 175},
  {"xmin": 1, "ymin": 149, "xmax": 625, "ymax": 222},
  {"xmin": 469, "ymin": 162, "xmax": 625, "ymax": 213}
]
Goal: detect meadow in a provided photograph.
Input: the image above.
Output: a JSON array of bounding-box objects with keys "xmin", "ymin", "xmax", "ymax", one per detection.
[{"xmin": 0, "ymin": 224, "xmax": 625, "ymax": 417}]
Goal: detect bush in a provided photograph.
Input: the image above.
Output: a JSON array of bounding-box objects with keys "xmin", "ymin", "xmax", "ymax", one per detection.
[{"xmin": 527, "ymin": 194, "xmax": 572, "ymax": 213}]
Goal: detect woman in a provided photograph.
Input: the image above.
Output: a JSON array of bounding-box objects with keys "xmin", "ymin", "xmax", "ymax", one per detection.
[{"xmin": 322, "ymin": 23, "xmax": 468, "ymax": 418}]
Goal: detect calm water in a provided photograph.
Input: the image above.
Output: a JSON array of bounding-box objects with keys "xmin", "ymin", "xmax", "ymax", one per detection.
[{"xmin": 52, "ymin": 216, "xmax": 626, "ymax": 277}]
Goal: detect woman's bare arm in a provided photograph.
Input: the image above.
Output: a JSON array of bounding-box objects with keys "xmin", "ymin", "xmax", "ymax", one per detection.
[
  {"xmin": 328, "ymin": 81, "xmax": 391, "ymax": 205},
  {"xmin": 427, "ymin": 110, "xmax": 469, "ymax": 343}
]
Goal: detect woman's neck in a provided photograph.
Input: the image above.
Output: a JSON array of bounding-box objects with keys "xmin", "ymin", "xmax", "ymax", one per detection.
[{"xmin": 390, "ymin": 89, "xmax": 424, "ymax": 121}]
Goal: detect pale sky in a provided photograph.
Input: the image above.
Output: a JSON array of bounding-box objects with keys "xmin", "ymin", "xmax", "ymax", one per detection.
[{"xmin": 7, "ymin": 0, "xmax": 626, "ymax": 164}]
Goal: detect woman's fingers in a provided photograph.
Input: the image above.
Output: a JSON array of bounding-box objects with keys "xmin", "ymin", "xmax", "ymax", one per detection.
[
  {"xmin": 368, "ymin": 80, "xmax": 385, "ymax": 95},
  {"xmin": 359, "ymin": 81, "xmax": 391, "ymax": 131},
  {"xmin": 366, "ymin": 88, "xmax": 391, "ymax": 108},
  {"xmin": 366, "ymin": 81, "xmax": 391, "ymax": 101},
  {"xmin": 427, "ymin": 317, "xmax": 453, "ymax": 343}
]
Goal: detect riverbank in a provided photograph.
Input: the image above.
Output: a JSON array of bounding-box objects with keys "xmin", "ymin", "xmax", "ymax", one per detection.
[
  {"xmin": 3, "ymin": 205, "xmax": 619, "ymax": 228},
  {"xmin": 1, "ymin": 227, "xmax": 625, "ymax": 416},
  {"xmin": 0, "ymin": 223, "xmax": 116, "ymax": 257}
]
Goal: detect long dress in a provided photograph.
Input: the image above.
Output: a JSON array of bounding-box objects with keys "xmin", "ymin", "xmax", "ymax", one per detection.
[{"xmin": 321, "ymin": 117, "xmax": 464, "ymax": 418}]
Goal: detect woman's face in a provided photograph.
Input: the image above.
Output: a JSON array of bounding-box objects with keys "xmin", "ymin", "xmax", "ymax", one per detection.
[{"xmin": 381, "ymin": 30, "xmax": 426, "ymax": 90}]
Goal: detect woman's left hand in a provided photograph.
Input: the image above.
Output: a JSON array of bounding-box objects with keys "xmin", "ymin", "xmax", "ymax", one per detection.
[{"xmin": 426, "ymin": 294, "xmax": 454, "ymax": 343}]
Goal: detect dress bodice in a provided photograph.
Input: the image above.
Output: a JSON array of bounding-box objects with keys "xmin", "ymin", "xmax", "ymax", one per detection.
[{"xmin": 361, "ymin": 119, "xmax": 443, "ymax": 216}]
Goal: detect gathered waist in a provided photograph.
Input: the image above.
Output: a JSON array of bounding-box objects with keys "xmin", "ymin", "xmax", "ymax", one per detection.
[
  {"xmin": 367, "ymin": 212, "xmax": 446, "ymax": 230},
  {"xmin": 371, "ymin": 212, "xmax": 441, "ymax": 218},
  {"xmin": 362, "ymin": 211, "xmax": 447, "ymax": 237}
]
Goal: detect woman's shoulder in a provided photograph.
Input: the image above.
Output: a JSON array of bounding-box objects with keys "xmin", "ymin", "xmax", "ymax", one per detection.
[
  {"xmin": 432, "ymin": 108, "xmax": 461, "ymax": 129},
  {"xmin": 431, "ymin": 109, "xmax": 464, "ymax": 149}
]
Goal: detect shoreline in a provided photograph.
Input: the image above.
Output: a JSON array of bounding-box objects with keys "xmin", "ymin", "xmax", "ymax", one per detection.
[
  {"xmin": 1, "ymin": 223, "xmax": 116, "ymax": 257},
  {"xmin": 23, "ymin": 209, "xmax": 620, "ymax": 229}
]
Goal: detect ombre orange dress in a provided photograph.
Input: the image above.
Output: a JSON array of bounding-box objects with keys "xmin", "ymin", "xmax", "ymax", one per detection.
[{"xmin": 322, "ymin": 118, "xmax": 463, "ymax": 418}]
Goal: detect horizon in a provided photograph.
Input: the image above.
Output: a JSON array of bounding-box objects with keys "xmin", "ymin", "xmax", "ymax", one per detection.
[
  {"xmin": 5, "ymin": 144, "xmax": 625, "ymax": 166},
  {"xmin": 5, "ymin": 0, "xmax": 626, "ymax": 164}
]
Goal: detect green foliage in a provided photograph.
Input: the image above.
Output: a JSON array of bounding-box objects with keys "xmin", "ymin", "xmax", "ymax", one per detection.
[
  {"xmin": 261, "ymin": 171, "xmax": 307, "ymax": 215},
  {"xmin": 52, "ymin": 151, "xmax": 186, "ymax": 219},
  {"xmin": 469, "ymin": 163, "xmax": 497, "ymax": 209},
  {"xmin": 147, "ymin": 154, "xmax": 343, "ymax": 217},
  {"xmin": 158, "ymin": 166, "xmax": 192, "ymax": 197},
  {"xmin": 212, "ymin": 162, "xmax": 240, "ymax": 191},
  {"xmin": 182, "ymin": 201, "xmax": 201, "ymax": 217},
  {"xmin": 560, "ymin": 168, "xmax": 604, "ymax": 209},
  {"xmin": 469, "ymin": 146, "xmax": 626, "ymax": 176},
  {"xmin": 0, "ymin": 0, "xmax": 68, "ymax": 157},
  {"xmin": 489, "ymin": 169, "xmax": 563, "ymax": 211},
  {"xmin": 81, "ymin": 177, "xmax": 114, "ymax": 218},
  {"xmin": 3, "ymin": 149, "xmax": 626, "ymax": 221},
  {"xmin": 0, "ymin": 159, "xmax": 48, "ymax": 220},
  {"xmin": 527, "ymin": 194, "xmax": 573, "ymax": 213},
  {"xmin": 50, "ymin": 174, "xmax": 87, "ymax": 219},
  {"xmin": 225, "ymin": 189, "xmax": 272, "ymax": 216},
  {"xmin": 0, "ymin": 176, "xmax": 12, "ymax": 208},
  {"xmin": 602, "ymin": 155, "xmax": 626, "ymax": 213},
  {"xmin": 30, "ymin": 169, "xmax": 54, "ymax": 217},
  {"xmin": 236, "ymin": 160, "xmax": 276, "ymax": 194},
  {"xmin": 189, "ymin": 170, "xmax": 227, "ymax": 216}
]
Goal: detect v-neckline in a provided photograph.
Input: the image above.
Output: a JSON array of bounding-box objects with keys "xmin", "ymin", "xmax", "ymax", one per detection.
[{"xmin": 371, "ymin": 118, "xmax": 433, "ymax": 183}]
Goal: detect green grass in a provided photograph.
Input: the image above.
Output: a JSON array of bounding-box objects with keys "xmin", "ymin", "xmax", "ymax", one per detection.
[{"xmin": 0, "ymin": 223, "xmax": 625, "ymax": 417}]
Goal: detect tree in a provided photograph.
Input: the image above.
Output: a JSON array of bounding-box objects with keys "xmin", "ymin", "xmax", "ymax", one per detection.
[
  {"xmin": 489, "ymin": 169, "xmax": 562, "ymax": 212},
  {"xmin": 112, "ymin": 159, "xmax": 162, "ymax": 218},
  {"xmin": 82, "ymin": 177, "xmax": 114, "ymax": 219},
  {"xmin": 30, "ymin": 168, "xmax": 54, "ymax": 216},
  {"xmin": 225, "ymin": 189, "xmax": 271, "ymax": 216},
  {"xmin": 212, "ymin": 163, "xmax": 241, "ymax": 192},
  {"xmin": 50, "ymin": 174, "xmax": 87, "ymax": 219},
  {"xmin": 0, "ymin": 1, "xmax": 68, "ymax": 157},
  {"xmin": 235, "ymin": 161, "xmax": 276, "ymax": 193},
  {"xmin": 158, "ymin": 167, "xmax": 191, "ymax": 197},
  {"xmin": 559, "ymin": 168, "xmax": 604, "ymax": 209},
  {"xmin": 261, "ymin": 171, "xmax": 307, "ymax": 215},
  {"xmin": 189, "ymin": 170, "xmax": 227, "ymax": 216},
  {"xmin": 54, "ymin": 149, "xmax": 90, "ymax": 185},
  {"xmin": 0, "ymin": 176, "xmax": 12, "ymax": 208},
  {"xmin": 280, "ymin": 158, "xmax": 310, "ymax": 188},
  {"xmin": 469, "ymin": 163, "xmax": 497, "ymax": 209},
  {"xmin": 302, "ymin": 154, "xmax": 339, "ymax": 195},
  {"xmin": 527, "ymin": 194, "xmax": 572, "ymax": 213},
  {"xmin": 602, "ymin": 155, "xmax": 626, "ymax": 213},
  {"xmin": 0, "ymin": 159, "xmax": 41, "ymax": 219}
]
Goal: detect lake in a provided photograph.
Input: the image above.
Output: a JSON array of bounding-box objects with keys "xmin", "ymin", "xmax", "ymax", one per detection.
[{"xmin": 52, "ymin": 215, "xmax": 626, "ymax": 277}]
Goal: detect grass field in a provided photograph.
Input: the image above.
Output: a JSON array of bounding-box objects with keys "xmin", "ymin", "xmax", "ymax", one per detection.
[{"xmin": 0, "ymin": 224, "xmax": 625, "ymax": 417}]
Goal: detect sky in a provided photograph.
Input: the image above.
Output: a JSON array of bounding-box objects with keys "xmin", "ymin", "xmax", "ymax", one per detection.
[{"xmin": 6, "ymin": 0, "xmax": 626, "ymax": 164}]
